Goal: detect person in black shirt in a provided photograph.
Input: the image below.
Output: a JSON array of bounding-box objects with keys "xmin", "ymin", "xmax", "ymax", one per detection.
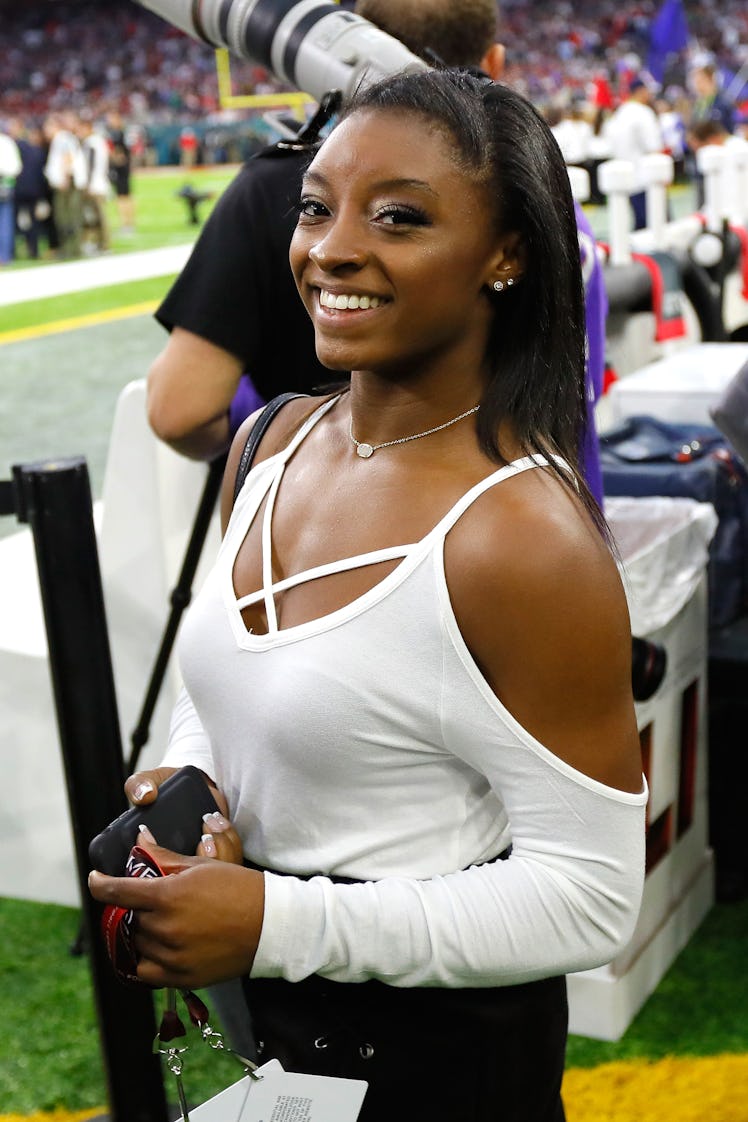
[
  {"xmin": 146, "ymin": 0, "xmax": 504, "ymax": 461},
  {"xmin": 106, "ymin": 109, "xmax": 136, "ymax": 234},
  {"xmin": 8, "ymin": 119, "xmax": 48, "ymax": 259}
]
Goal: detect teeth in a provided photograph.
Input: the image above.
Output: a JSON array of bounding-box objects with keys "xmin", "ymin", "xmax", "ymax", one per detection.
[{"xmin": 320, "ymin": 290, "xmax": 383, "ymax": 310}]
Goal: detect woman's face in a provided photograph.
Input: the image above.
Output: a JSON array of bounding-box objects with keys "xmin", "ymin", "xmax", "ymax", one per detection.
[{"xmin": 289, "ymin": 108, "xmax": 508, "ymax": 380}]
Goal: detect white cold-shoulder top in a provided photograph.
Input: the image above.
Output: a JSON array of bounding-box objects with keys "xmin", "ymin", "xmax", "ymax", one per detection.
[{"xmin": 164, "ymin": 396, "xmax": 648, "ymax": 988}]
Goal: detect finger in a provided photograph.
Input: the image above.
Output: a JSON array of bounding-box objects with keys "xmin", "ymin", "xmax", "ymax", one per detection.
[
  {"xmin": 198, "ymin": 832, "xmax": 218, "ymax": 858},
  {"xmin": 133, "ymin": 836, "xmax": 205, "ymax": 876},
  {"xmin": 125, "ymin": 766, "xmax": 177, "ymax": 806},
  {"xmin": 137, "ymin": 955, "xmax": 193, "ymax": 990},
  {"xmin": 202, "ymin": 811, "xmax": 231, "ymax": 833},
  {"xmin": 198, "ymin": 820, "xmax": 243, "ymax": 864},
  {"xmin": 88, "ymin": 869, "xmax": 161, "ymax": 909}
]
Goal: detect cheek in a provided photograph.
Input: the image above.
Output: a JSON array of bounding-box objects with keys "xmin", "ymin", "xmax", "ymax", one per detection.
[
  {"xmin": 288, "ymin": 230, "xmax": 308, "ymax": 292},
  {"xmin": 410, "ymin": 248, "xmax": 488, "ymax": 309}
]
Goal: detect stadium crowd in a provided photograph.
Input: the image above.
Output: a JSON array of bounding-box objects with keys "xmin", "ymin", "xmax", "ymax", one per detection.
[
  {"xmin": 1, "ymin": 0, "xmax": 747, "ymax": 262},
  {"xmin": 1, "ymin": 1, "xmax": 746, "ymax": 123}
]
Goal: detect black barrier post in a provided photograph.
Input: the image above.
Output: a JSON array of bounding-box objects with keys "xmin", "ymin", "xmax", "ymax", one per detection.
[{"xmin": 8, "ymin": 457, "xmax": 169, "ymax": 1122}]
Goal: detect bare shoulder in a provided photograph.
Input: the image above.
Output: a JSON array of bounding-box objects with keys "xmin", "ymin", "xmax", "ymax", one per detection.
[
  {"xmin": 446, "ymin": 462, "xmax": 618, "ymax": 607},
  {"xmin": 445, "ymin": 463, "xmax": 642, "ymax": 793},
  {"xmin": 220, "ymin": 394, "xmax": 337, "ymax": 530}
]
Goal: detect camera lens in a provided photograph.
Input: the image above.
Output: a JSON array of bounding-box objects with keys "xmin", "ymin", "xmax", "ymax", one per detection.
[{"xmin": 137, "ymin": 0, "xmax": 424, "ymax": 102}]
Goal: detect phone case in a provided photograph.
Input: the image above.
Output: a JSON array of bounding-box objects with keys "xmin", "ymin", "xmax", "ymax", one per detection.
[{"xmin": 88, "ymin": 765, "xmax": 221, "ymax": 876}]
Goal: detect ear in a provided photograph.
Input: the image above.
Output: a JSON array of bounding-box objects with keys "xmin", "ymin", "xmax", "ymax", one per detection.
[
  {"xmin": 480, "ymin": 43, "xmax": 505, "ymax": 81},
  {"xmin": 485, "ymin": 231, "xmax": 525, "ymax": 290}
]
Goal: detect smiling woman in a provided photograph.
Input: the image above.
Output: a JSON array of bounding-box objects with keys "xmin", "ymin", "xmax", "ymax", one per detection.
[{"xmin": 89, "ymin": 68, "xmax": 647, "ymax": 1122}]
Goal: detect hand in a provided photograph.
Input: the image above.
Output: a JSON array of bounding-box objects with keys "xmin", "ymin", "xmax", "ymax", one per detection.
[
  {"xmin": 125, "ymin": 766, "xmax": 230, "ymax": 818},
  {"xmin": 89, "ymin": 837, "xmax": 265, "ymax": 989}
]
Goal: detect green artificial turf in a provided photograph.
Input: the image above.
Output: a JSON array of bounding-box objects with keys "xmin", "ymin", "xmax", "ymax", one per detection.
[
  {"xmin": 0, "ymin": 275, "xmax": 177, "ymax": 335},
  {"xmin": 0, "ymin": 898, "xmax": 242, "ymax": 1114},
  {"xmin": 566, "ymin": 897, "xmax": 748, "ymax": 1067},
  {"xmin": 0, "ymin": 894, "xmax": 746, "ymax": 1114}
]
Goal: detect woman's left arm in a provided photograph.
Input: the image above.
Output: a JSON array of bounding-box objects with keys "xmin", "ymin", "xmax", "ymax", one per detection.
[
  {"xmin": 446, "ymin": 471, "xmax": 644, "ymax": 798},
  {"xmin": 248, "ymin": 476, "xmax": 648, "ymax": 989}
]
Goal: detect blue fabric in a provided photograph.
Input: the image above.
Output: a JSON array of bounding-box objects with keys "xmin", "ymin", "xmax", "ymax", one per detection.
[
  {"xmin": 647, "ymin": 0, "xmax": 689, "ymax": 83},
  {"xmin": 601, "ymin": 417, "xmax": 748, "ymax": 629},
  {"xmin": 0, "ymin": 200, "xmax": 15, "ymax": 264}
]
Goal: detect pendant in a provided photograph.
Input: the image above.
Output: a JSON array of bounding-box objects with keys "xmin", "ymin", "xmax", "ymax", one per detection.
[{"xmin": 356, "ymin": 443, "xmax": 374, "ymax": 458}]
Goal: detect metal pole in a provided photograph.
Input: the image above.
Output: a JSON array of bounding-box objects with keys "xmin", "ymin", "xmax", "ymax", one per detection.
[
  {"xmin": 12, "ymin": 456, "xmax": 169, "ymax": 1122},
  {"xmin": 127, "ymin": 454, "xmax": 225, "ymax": 775}
]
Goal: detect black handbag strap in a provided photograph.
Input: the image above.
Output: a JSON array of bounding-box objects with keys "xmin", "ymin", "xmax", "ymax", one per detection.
[{"xmin": 232, "ymin": 392, "xmax": 306, "ymax": 506}]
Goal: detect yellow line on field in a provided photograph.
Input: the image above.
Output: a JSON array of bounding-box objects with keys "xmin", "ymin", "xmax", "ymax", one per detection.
[
  {"xmin": 4, "ymin": 1054, "xmax": 748, "ymax": 1121},
  {"xmin": 0, "ymin": 301, "xmax": 159, "ymax": 345}
]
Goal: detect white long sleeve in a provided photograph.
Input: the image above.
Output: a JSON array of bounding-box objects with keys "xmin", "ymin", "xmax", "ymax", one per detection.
[
  {"xmin": 162, "ymin": 686, "xmax": 215, "ymax": 774},
  {"xmin": 252, "ymin": 748, "xmax": 646, "ymax": 989}
]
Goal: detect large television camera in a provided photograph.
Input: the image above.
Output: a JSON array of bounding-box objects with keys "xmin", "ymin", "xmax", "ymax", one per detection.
[{"xmin": 135, "ymin": 0, "xmax": 426, "ymax": 103}]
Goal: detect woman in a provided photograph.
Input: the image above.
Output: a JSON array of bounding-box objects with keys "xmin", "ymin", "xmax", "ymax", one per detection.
[{"xmin": 90, "ymin": 69, "xmax": 646, "ymax": 1121}]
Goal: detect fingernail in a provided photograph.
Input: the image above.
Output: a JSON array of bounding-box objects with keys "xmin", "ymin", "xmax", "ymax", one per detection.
[
  {"xmin": 201, "ymin": 833, "xmax": 217, "ymax": 857},
  {"xmin": 133, "ymin": 781, "xmax": 155, "ymax": 802},
  {"xmin": 138, "ymin": 823, "xmax": 156, "ymax": 843},
  {"xmin": 203, "ymin": 811, "xmax": 229, "ymax": 830}
]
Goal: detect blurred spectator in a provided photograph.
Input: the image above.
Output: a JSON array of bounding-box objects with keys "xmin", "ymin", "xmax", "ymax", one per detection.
[
  {"xmin": 656, "ymin": 95, "xmax": 687, "ymax": 180},
  {"xmin": 549, "ymin": 101, "xmax": 594, "ymax": 168},
  {"xmin": 685, "ymin": 118, "xmax": 744, "ymax": 152},
  {"xmin": 688, "ymin": 64, "xmax": 738, "ymax": 206},
  {"xmin": 8, "ymin": 117, "xmax": 47, "ymax": 259},
  {"xmin": 179, "ymin": 125, "xmax": 199, "ymax": 167},
  {"xmin": 106, "ymin": 108, "xmax": 135, "ymax": 233},
  {"xmin": 43, "ymin": 110, "xmax": 87, "ymax": 257},
  {"xmin": 603, "ymin": 76, "xmax": 664, "ymax": 229},
  {"xmin": 77, "ymin": 109, "xmax": 110, "ymax": 252},
  {"xmin": 0, "ymin": 121, "xmax": 22, "ymax": 264},
  {"xmin": 587, "ymin": 106, "xmax": 613, "ymax": 202},
  {"xmin": 690, "ymin": 62, "xmax": 737, "ymax": 135}
]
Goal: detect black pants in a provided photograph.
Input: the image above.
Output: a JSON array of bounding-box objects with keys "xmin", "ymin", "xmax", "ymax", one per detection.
[{"xmin": 244, "ymin": 971, "xmax": 568, "ymax": 1122}]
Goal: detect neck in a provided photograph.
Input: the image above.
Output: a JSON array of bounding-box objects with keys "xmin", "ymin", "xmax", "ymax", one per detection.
[{"xmin": 346, "ymin": 369, "xmax": 487, "ymax": 448}]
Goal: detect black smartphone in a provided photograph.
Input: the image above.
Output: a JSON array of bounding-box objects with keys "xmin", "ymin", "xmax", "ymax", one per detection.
[{"xmin": 88, "ymin": 765, "xmax": 221, "ymax": 876}]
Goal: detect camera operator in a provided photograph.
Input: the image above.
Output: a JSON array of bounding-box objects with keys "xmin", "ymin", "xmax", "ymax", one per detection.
[{"xmin": 145, "ymin": 0, "xmax": 505, "ymax": 462}]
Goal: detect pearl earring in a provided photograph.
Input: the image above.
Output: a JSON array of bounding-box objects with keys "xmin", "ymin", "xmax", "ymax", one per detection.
[{"xmin": 493, "ymin": 279, "xmax": 504, "ymax": 292}]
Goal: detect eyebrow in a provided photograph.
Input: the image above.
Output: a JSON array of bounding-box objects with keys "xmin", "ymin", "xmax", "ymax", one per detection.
[{"xmin": 301, "ymin": 169, "xmax": 438, "ymax": 197}]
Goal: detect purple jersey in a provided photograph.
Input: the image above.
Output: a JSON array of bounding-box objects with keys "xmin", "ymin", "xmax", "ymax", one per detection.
[{"xmin": 575, "ymin": 202, "xmax": 607, "ymax": 508}]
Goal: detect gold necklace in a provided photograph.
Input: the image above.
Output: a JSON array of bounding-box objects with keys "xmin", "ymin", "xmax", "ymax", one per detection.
[{"xmin": 349, "ymin": 405, "xmax": 480, "ymax": 459}]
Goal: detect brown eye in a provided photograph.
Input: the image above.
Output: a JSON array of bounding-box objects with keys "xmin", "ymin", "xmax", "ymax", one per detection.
[
  {"xmin": 377, "ymin": 205, "xmax": 429, "ymax": 226},
  {"xmin": 297, "ymin": 198, "xmax": 329, "ymax": 219}
]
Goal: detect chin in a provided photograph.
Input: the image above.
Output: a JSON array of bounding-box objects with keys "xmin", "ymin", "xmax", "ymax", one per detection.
[
  {"xmin": 313, "ymin": 340, "xmax": 367, "ymax": 372},
  {"xmin": 316, "ymin": 353, "xmax": 353, "ymax": 373}
]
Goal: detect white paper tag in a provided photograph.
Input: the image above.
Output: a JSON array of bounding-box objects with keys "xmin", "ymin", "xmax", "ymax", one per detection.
[{"xmin": 190, "ymin": 1058, "xmax": 368, "ymax": 1122}]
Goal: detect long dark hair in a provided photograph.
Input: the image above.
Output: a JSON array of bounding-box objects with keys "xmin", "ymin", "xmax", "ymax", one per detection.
[{"xmin": 343, "ymin": 69, "xmax": 604, "ymax": 532}]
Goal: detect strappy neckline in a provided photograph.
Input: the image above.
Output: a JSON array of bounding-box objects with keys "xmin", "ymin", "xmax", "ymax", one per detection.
[{"xmin": 222, "ymin": 396, "xmax": 558, "ymax": 650}]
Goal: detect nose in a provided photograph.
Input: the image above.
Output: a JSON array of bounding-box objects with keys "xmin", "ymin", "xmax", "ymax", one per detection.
[{"xmin": 307, "ymin": 211, "xmax": 367, "ymax": 273}]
